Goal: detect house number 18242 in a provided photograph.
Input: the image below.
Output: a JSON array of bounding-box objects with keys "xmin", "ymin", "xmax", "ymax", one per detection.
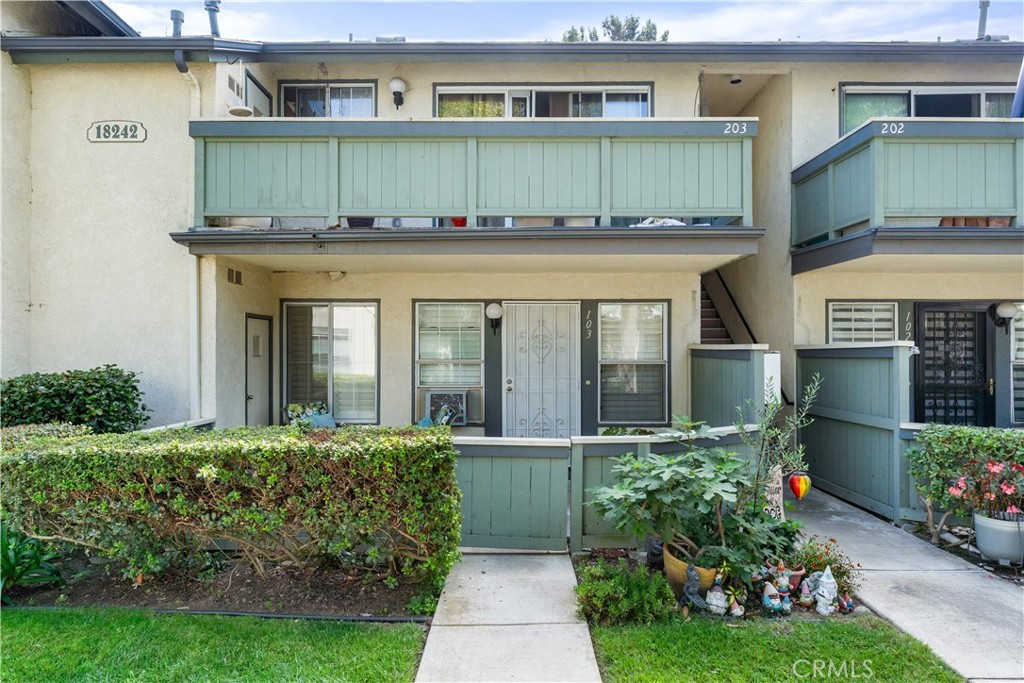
[{"xmin": 88, "ymin": 120, "xmax": 147, "ymax": 143}]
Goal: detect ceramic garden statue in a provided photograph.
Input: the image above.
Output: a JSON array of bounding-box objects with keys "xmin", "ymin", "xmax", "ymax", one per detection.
[
  {"xmin": 705, "ymin": 569, "xmax": 729, "ymax": 616},
  {"xmin": 762, "ymin": 582, "xmax": 783, "ymax": 616},
  {"xmin": 798, "ymin": 577, "xmax": 815, "ymax": 608},
  {"xmin": 838, "ymin": 592, "xmax": 855, "ymax": 613},
  {"xmin": 814, "ymin": 566, "xmax": 838, "ymax": 616},
  {"xmin": 679, "ymin": 563, "xmax": 708, "ymax": 618},
  {"xmin": 768, "ymin": 561, "xmax": 799, "ymax": 614},
  {"xmin": 727, "ymin": 587, "xmax": 746, "ymax": 617}
]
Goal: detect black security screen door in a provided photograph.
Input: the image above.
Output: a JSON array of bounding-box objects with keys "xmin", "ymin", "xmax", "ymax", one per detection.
[{"xmin": 915, "ymin": 305, "xmax": 993, "ymax": 426}]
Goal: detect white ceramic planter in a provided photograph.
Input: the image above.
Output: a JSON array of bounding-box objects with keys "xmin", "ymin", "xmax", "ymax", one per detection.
[{"xmin": 974, "ymin": 512, "xmax": 1024, "ymax": 564}]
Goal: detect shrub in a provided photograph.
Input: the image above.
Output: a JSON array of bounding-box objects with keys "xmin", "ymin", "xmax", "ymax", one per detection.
[
  {"xmin": 788, "ymin": 536, "xmax": 862, "ymax": 596},
  {"xmin": 907, "ymin": 425, "xmax": 1024, "ymax": 543},
  {"xmin": 576, "ymin": 558, "xmax": 675, "ymax": 625},
  {"xmin": 0, "ymin": 365, "xmax": 149, "ymax": 433},
  {"xmin": 1, "ymin": 520, "xmax": 65, "ymax": 604},
  {"xmin": 0, "ymin": 426, "xmax": 461, "ymax": 589},
  {"xmin": 1, "ymin": 423, "xmax": 93, "ymax": 452}
]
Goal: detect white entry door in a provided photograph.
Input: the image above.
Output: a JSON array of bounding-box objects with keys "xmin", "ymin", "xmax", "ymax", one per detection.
[
  {"xmin": 503, "ymin": 302, "xmax": 580, "ymax": 438},
  {"xmin": 245, "ymin": 316, "xmax": 271, "ymax": 426}
]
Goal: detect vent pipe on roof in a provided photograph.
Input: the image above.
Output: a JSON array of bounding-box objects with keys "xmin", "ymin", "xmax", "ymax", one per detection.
[
  {"xmin": 170, "ymin": 10, "xmax": 184, "ymax": 38},
  {"xmin": 977, "ymin": 1, "xmax": 989, "ymax": 39},
  {"xmin": 205, "ymin": 0, "xmax": 221, "ymax": 38}
]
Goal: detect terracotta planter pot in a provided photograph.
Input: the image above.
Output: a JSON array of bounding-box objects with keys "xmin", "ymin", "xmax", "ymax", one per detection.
[{"xmin": 663, "ymin": 545, "xmax": 716, "ymax": 598}]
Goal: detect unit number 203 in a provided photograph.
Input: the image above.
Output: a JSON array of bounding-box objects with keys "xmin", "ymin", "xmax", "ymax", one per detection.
[{"xmin": 723, "ymin": 122, "xmax": 748, "ymax": 134}]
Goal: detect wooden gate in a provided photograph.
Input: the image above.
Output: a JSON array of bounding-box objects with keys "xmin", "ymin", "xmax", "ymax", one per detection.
[{"xmin": 455, "ymin": 438, "xmax": 570, "ymax": 551}]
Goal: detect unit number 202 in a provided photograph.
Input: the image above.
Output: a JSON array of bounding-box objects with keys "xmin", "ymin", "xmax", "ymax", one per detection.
[
  {"xmin": 723, "ymin": 122, "xmax": 748, "ymax": 134},
  {"xmin": 881, "ymin": 122, "xmax": 905, "ymax": 135}
]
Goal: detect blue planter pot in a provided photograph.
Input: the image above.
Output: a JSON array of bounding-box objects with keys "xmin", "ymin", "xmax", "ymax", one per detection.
[{"xmin": 974, "ymin": 512, "xmax": 1024, "ymax": 564}]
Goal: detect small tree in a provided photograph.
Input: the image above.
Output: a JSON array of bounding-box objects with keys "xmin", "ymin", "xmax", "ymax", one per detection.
[{"xmin": 563, "ymin": 15, "xmax": 668, "ymax": 42}]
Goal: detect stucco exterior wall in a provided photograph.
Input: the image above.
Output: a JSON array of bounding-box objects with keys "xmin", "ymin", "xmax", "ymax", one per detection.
[
  {"xmin": 270, "ymin": 270, "xmax": 702, "ymax": 427},
  {"xmin": 720, "ymin": 73, "xmax": 797, "ymax": 397},
  {"xmin": 789, "ymin": 61, "xmax": 1021, "ymax": 165},
  {"xmin": 22, "ymin": 61, "xmax": 214, "ymax": 425},
  {"xmin": 794, "ymin": 271, "xmax": 1024, "ymax": 344}
]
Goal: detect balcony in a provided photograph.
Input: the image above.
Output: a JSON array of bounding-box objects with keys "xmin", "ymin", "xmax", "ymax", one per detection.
[{"xmin": 791, "ymin": 119, "xmax": 1024, "ymax": 274}]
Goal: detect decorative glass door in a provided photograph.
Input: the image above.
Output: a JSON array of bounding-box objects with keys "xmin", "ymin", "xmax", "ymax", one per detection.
[
  {"xmin": 503, "ymin": 303, "xmax": 580, "ymax": 438},
  {"xmin": 915, "ymin": 305, "xmax": 993, "ymax": 426}
]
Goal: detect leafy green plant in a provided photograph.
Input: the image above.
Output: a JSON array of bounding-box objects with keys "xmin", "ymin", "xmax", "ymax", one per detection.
[
  {"xmin": 788, "ymin": 536, "xmax": 862, "ymax": 596},
  {"xmin": 908, "ymin": 424, "xmax": 1024, "ymax": 543},
  {"xmin": 0, "ymin": 365, "xmax": 149, "ymax": 433},
  {"xmin": 0, "ymin": 423, "xmax": 93, "ymax": 453},
  {"xmin": 407, "ymin": 592, "xmax": 439, "ymax": 616},
  {"xmin": 1, "ymin": 520, "xmax": 65, "ymax": 603},
  {"xmin": 1, "ymin": 426, "xmax": 461, "ymax": 590},
  {"xmin": 575, "ymin": 559, "xmax": 675, "ymax": 625}
]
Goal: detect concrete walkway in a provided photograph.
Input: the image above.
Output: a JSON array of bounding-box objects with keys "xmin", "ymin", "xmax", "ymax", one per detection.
[
  {"xmin": 791, "ymin": 490, "xmax": 1024, "ymax": 682},
  {"xmin": 415, "ymin": 553, "xmax": 601, "ymax": 683}
]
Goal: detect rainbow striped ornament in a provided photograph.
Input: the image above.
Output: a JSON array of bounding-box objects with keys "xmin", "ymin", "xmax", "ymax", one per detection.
[{"xmin": 788, "ymin": 472, "xmax": 812, "ymax": 500}]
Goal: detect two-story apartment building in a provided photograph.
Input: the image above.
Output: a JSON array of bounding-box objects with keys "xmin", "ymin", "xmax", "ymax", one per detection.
[{"xmin": 2, "ymin": 1, "xmax": 1021, "ymax": 440}]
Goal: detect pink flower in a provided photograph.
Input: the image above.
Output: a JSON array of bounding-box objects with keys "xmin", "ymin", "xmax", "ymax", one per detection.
[
  {"xmin": 948, "ymin": 486, "xmax": 963, "ymax": 498},
  {"xmin": 1007, "ymin": 505, "xmax": 1022, "ymax": 515},
  {"xmin": 987, "ymin": 462, "xmax": 1004, "ymax": 475},
  {"xmin": 984, "ymin": 492, "xmax": 996, "ymax": 501},
  {"xmin": 956, "ymin": 477, "xmax": 967, "ymax": 489},
  {"xmin": 1000, "ymin": 482, "xmax": 1016, "ymax": 496}
]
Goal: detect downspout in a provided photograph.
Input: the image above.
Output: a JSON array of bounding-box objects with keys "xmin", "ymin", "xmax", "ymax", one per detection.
[{"xmin": 172, "ymin": 11, "xmax": 205, "ymax": 421}]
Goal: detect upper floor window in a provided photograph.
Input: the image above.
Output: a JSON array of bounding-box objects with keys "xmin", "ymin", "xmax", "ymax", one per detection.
[
  {"xmin": 841, "ymin": 85, "xmax": 1014, "ymax": 135},
  {"xmin": 281, "ymin": 83, "xmax": 376, "ymax": 117},
  {"xmin": 436, "ymin": 85, "xmax": 650, "ymax": 118}
]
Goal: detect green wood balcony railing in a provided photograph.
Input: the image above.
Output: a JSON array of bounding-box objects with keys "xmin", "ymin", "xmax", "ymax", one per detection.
[
  {"xmin": 189, "ymin": 119, "xmax": 756, "ymax": 227},
  {"xmin": 791, "ymin": 119, "xmax": 1024, "ymax": 247}
]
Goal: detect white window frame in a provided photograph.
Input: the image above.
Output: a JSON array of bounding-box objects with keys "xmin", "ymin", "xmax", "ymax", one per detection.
[
  {"xmin": 279, "ymin": 82, "xmax": 377, "ymax": 118},
  {"xmin": 1011, "ymin": 309, "xmax": 1024, "ymax": 425},
  {"xmin": 840, "ymin": 84, "xmax": 1016, "ymax": 134},
  {"xmin": 435, "ymin": 84, "xmax": 652, "ymax": 119},
  {"xmin": 415, "ymin": 302, "xmax": 485, "ymax": 424},
  {"xmin": 597, "ymin": 301, "xmax": 668, "ymax": 425},
  {"xmin": 827, "ymin": 301, "xmax": 898, "ymax": 343},
  {"xmin": 283, "ymin": 301, "xmax": 379, "ymax": 424}
]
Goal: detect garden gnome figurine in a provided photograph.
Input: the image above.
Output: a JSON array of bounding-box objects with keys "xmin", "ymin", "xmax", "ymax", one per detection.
[
  {"xmin": 798, "ymin": 577, "xmax": 815, "ymax": 608},
  {"xmin": 814, "ymin": 566, "xmax": 838, "ymax": 616},
  {"xmin": 838, "ymin": 592, "xmax": 855, "ymax": 613},
  {"xmin": 705, "ymin": 569, "xmax": 729, "ymax": 616},
  {"xmin": 727, "ymin": 589, "xmax": 746, "ymax": 618},
  {"xmin": 771, "ymin": 562, "xmax": 794, "ymax": 615},
  {"xmin": 762, "ymin": 582, "xmax": 783, "ymax": 617},
  {"xmin": 679, "ymin": 563, "xmax": 708, "ymax": 618}
]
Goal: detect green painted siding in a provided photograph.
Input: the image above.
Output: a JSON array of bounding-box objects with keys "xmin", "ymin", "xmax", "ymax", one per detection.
[
  {"xmin": 477, "ymin": 140, "xmax": 601, "ymax": 215},
  {"xmin": 339, "ymin": 139, "xmax": 468, "ymax": 213},
  {"xmin": 689, "ymin": 348, "xmax": 766, "ymax": 427},
  {"xmin": 204, "ymin": 140, "xmax": 330, "ymax": 215},
  {"xmin": 792, "ymin": 123, "xmax": 1023, "ymax": 246},
  {"xmin": 609, "ymin": 139, "xmax": 745, "ymax": 216}
]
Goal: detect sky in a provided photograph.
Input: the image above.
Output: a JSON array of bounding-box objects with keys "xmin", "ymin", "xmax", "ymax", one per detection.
[{"xmin": 107, "ymin": 0, "xmax": 1024, "ymax": 43}]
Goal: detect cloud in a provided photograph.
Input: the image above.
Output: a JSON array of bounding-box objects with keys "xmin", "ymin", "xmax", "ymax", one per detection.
[{"xmin": 107, "ymin": 1, "xmax": 276, "ymax": 39}]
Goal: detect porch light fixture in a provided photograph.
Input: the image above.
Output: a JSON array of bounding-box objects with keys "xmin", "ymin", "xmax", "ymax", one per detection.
[
  {"xmin": 389, "ymin": 77, "xmax": 407, "ymax": 109},
  {"xmin": 990, "ymin": 301, "xmax": 1022, "ymax": 333},
  {"xmin": 227, "ymin": 104, "xmax": 254, "ymax": 117},
  {"xmin": 485, "ymin": 303, "xmax": 503, "ymax": 336}
]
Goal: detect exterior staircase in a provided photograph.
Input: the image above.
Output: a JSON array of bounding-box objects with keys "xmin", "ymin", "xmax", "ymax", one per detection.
[{"xmin": 700, "ymin": 283, "xmax": 733, "ymax": 344}]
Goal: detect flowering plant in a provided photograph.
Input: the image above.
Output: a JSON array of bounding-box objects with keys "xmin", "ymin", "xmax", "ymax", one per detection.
[{"xmin": 948, "ymin": 458, "xmax": 1024, "ymax": 519}]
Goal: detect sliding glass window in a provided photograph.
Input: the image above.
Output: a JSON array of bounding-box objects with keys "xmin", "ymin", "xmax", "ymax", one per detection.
[
  {"xmin": 285, "ymin": 302, "xmax": 378, "ymax": 423},
  {"xmin": 281, "ymin": 83, "xmax": 375, "ymax": 117}
]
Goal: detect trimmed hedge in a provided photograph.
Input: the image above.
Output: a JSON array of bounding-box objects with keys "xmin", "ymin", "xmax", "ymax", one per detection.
[
  {"xmin": 0, "ymin": 426, "xmax": 462, "ymax": 588},
  {"xmin": 0, "ymin": 365, "xmax": 149, "ymax": 433}
]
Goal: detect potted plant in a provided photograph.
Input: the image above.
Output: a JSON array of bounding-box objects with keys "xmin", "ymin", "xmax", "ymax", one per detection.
[{"xmin": 948, "ymin": 458, "xmax": 1024, "ymax": 563}]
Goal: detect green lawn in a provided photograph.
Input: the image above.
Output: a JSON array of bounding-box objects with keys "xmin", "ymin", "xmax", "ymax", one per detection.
[
  {"xmin": 1, "ymin": 608, "xmax": 425, "ymax": 683},
  {"xmin": 591, "ymin": 615, "xmax": 962, "ymax": 683}
]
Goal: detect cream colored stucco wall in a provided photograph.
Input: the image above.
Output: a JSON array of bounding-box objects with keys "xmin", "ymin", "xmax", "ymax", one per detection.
[
  {"xmin": 789, "ymin": 61, "xmax": 1021, "ymax": 165},
  {"xmin": 795, "ymin": 271, "xmax": 1024, "ymax": 345},
  {"xmin": 270, "ymin": 270, "xmax": 702, "ymax": 427},
  {"xmin": 245, "ymin": 61, "xmax": 704, "ymax": 118},
  {"xmin": 721, "ymin": 73, "xmax": 797, "ymax": 397},
  {"xmin": 0, "ymin": 1, "xmax": 84, "ymax": 37},
  {"xmin": 22, "ymin": 61, "xmax": 216, "ymax": 425}
]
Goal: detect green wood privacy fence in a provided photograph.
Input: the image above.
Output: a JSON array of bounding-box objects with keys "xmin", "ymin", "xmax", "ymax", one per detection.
[
  {"xmin": 189, "ymin": 119, "xmax": 756, "ymax": 226},
  {"xmin": 791, "ymin": 119, "xmax": 1024, "ymax": 246},
  {"xmin": 796, "ymin": 343, "xmax": 918, "ymax": 523},
  {"xmin": 452, "ymin": 429, "xmax": 753, "ymax": 552},
  {"xmin": 689, "ymin": 344, "xmax": 775, "ymax": 427}
]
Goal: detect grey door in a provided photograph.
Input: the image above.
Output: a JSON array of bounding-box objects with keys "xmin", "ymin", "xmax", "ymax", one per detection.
[
  {"xmin": 503, "ymin": 302, "xmax": 580, "ymax": 438},
  {"xmin": 245, "ymin": 315, "xmax": 272, "ymax": 426}
]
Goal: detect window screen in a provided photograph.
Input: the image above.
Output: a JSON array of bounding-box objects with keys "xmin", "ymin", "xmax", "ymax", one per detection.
[
  {"xmin": 417, "ymin": 303, "xmax": 484, "ymax": 385},
  {"xmin": 828, "ymin": 302, "xmax": 898, "ymax": 343},
  {"xmin": 599, "ymin": 303, "xmax": 667, "ymax": 423},
  {"xmin": 1012, "ymin": 312, "xmax": 1024, "ymax": 424}
]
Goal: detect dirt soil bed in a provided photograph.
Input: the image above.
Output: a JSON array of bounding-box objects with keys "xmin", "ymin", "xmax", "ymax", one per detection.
[
  {"xmin": 910, "ymin": 527, "xmax": 1024, "ymax": 587},
  {"xmin": 7, "ymin": 551, "xmax": 424, "ymax": 618}
]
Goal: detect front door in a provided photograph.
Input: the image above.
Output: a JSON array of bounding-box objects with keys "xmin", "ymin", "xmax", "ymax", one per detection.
[
  {"xmin": 915, "ymin": 305, "xmax": 994, "ymax": 426},
  {"xmin": 503, "ymin": 302, "xmax": 580, "ymax": 437},
  {"xmin": 245, "ymin": 315, "xmax": 272, "ymax": 426}
]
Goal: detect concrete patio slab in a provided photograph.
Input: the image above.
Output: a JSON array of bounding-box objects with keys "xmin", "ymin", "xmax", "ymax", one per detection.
[
  {"xmin": 416, "ymin": 553, "xmax": 601, "ymax": 683},
  {"xmin": 791, "ymin": 489, "xmax": 1024, "ymax": 681}
]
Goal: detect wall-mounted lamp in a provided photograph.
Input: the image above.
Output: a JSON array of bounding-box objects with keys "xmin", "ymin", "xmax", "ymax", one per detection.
[
  {"xmin": 990, "ymin": 301, "xmax": 1022, "ymax": 334},
  {"xmin": 485, "ymin": 303, "xmax": 503, "ymax": 336},
  {"xmin": 729, "ymin": 74, "xmax": 743, "ymax": 85},
  {"xmin": 227, "ymin": 104, "xmax": 254, "ymax": 117},
  {"xmin": 389, "ymin": 77, "xmax": 407, "ymax": 109}
]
